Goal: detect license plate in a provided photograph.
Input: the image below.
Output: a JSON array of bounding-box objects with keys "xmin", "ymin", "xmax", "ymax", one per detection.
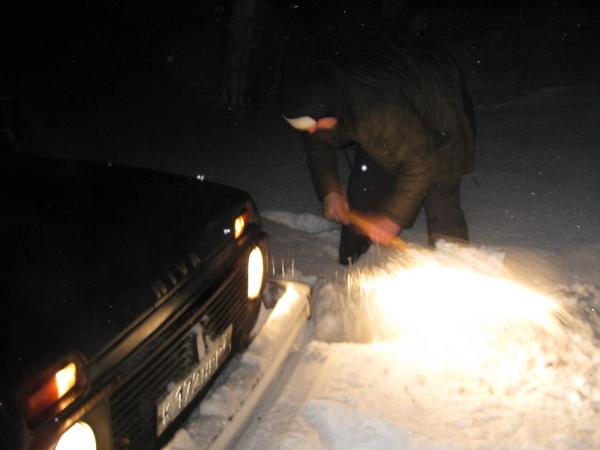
[{"xmin": 156, "ymin": 324, "xmax": 233, "ymax": 436}]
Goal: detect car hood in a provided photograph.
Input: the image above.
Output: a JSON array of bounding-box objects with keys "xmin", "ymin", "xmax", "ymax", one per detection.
[{"xmin": 0, "ymin": 152, "xmax": 252, "ymax": 390}]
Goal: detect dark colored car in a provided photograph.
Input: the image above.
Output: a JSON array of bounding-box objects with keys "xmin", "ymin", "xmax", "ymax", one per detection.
[{"xmin": 0, "ymin": 150, "xmax": 270, "ymax": 450}]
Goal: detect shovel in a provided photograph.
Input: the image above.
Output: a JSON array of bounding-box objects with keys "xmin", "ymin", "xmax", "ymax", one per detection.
[{"xmin": 346, "ymin": 209, "xmax": 409, "ymax": 252}]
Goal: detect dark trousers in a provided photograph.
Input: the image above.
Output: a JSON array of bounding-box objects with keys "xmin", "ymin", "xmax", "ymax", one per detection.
[{"xmin": 339, "ymin": 149, "xmax": 468, "ymax": 264}]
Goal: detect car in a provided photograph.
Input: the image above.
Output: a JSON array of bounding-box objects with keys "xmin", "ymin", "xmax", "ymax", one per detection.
[{"xmin": 0, "ymin": 148, "xmax": 270, "ymax": 450}]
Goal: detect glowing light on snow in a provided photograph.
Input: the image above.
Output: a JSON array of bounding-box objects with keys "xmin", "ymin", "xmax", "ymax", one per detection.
[
  {"xmin": 352, "ymin": 257, "xmax": 568, "ymax": 385},
  {"xmin": 270, "ymin": 282, "xmax": 301, "ymax": 320},
  {"xmin": 309, "ymin": 246, "xmax": 600, "ymax": 448}
]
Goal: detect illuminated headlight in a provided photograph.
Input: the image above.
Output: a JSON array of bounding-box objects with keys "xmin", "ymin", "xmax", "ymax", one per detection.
[
  {"xmin": 55, "ymin": 421, "xmax": 96, "ymax": 450},
  {"xmin": 234, "ymin": 213, "xmax": 247, "ymax": 239},
  {"xmin": 247, "ymin": 246, "xmax": 265, "ymax": 299},
  {"xmin": 234, "ymin": 206, "xmax": 256, "ymax": 239},
  {"xmin": 17, "ymin": 355, "xmax": 86, "ymax": 427}
]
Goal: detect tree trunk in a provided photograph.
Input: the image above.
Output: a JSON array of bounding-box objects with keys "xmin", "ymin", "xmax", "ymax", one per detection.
[{"xmin": 221, "ymin": 0, "xmax": 265, "ymax": 109}]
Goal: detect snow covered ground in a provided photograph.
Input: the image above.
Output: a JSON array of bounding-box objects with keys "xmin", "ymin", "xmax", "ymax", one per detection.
[{"xmin": 161, "ymin": 82, "xmax": 600, "ymax": 450}]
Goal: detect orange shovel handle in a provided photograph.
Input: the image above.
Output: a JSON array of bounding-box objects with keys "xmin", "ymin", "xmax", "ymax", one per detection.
[{"xmin": 346, "ymin": 210, "xmax": 408, "ymax": 252}]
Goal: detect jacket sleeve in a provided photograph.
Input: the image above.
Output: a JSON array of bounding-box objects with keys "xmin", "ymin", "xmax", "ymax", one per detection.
[{"xmin": 300, "ymin": 133, "xmax": 344, "ymax": 200}]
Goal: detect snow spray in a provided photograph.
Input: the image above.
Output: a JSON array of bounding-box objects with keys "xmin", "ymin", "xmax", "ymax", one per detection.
[{"xmin": 310, "ymin": 242, "xmax": 600, "ymax": 449}]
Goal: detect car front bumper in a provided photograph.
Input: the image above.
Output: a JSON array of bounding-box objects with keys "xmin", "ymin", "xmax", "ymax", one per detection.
[{"xmin": 8, "ymin": 230, "xmax": 269, "ymax": 450}]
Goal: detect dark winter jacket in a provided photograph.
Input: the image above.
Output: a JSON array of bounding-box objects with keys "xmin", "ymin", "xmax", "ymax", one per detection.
[{"xmin": 280, "ymin": 41, "xmax": 475, "ymax": 227}]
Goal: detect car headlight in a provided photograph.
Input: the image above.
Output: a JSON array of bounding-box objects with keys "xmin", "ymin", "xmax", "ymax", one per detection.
[
  {"xmin": 234, "ymin": 212, "xmax": 248, "ymax": 239},
  {"xmin": 16, "ymin": 355, "xmax": 87, "ymax": 427},
  {"xmin": 247, "ymin": 246, "xmax": 265, "ymax": 300},
  {"xmin": 234, "ymin": 204, "xmax": 261, "ymax": 239},
  {"xmin": 55, "ymin": 421, "xmax": 96, "ymax": 450}
]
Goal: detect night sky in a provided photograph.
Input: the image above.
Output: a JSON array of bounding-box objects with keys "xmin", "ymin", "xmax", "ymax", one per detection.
[{"xmin": 2, "ymin": 0, "xmax": 599, "ymax": 154}]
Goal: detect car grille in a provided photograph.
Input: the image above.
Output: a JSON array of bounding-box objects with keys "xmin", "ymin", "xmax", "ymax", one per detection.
[{"xmin": 109, "ymin": 259, "xmax": 255, "ymax": 450}]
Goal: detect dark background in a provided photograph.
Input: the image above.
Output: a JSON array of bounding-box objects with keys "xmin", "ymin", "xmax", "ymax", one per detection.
[{"xmin": 2, "ymin": 0, "xmax": 599, "ymax": 158}]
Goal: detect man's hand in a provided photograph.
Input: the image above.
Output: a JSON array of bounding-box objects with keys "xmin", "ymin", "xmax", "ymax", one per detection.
[
  {"xmin": 359, "ymin": 212, "xmax": 402, "ymax": 246},
  {"xmin": 323, "ymin": 191, "xmax": 349, "ymax": 225}
]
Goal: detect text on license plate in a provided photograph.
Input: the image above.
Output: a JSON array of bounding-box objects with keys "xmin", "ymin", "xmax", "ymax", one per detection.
[{"xmin": 156, "ymin": 324, "xmax": 233, "ymax": 436}]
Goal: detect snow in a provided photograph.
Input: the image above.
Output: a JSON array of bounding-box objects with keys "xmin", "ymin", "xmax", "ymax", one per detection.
[
  {"xmin": 236, "ymin": 244, "xmax": 600, "ymax": 450},
  {"xmin": 162, "ymin": 81, "xmax": 600, "ymax": 449}
]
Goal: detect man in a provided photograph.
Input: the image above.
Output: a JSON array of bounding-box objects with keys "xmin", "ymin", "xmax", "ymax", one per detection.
[{"xmin": 278, "ymin": 41, "xmax": 475, "ymax": 265}]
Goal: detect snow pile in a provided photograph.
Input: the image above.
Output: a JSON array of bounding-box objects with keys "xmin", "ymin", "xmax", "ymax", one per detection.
[
  {"xmin": 239, "ymin": 243, "xmax": 600, "ymax": 450},
  {"xmin": 262, "ymin": 210, "xmax": 336, "ymax": 235}
]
